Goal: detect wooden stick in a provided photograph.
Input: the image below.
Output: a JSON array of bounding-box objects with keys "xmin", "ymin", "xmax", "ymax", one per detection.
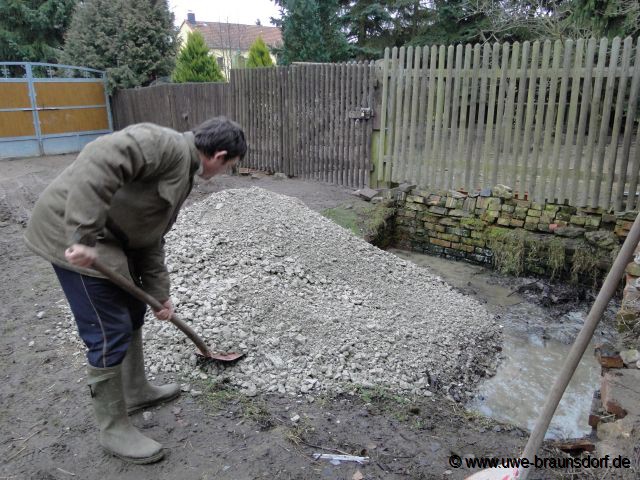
[{"xmin": 91, "ymin": 259, "xmax": 213, "ymax": 357}]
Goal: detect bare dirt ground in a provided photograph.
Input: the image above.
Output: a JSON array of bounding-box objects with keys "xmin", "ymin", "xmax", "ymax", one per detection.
[{"xmin": 0, "ymin": 154, "xmax": 619, "ymax": 480}]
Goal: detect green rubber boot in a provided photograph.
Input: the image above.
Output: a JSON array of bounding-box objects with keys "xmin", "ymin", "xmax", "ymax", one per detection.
[
  {"xmin": 87, "ymin": 365, "xmax": 164, "ymax": 464},
  {"xmin": 122, "ymin": 328, "xmax": 180, "ymax": 415}
]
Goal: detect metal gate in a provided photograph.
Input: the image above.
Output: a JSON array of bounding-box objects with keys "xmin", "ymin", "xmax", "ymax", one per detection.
[{"xmin": 0, "ymin": 62, "xmax": 113, "ymax": 158}]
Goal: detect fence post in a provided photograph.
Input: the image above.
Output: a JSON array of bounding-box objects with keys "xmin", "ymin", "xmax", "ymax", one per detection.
[{"xmin": 25, "ymin": 63, "xmax": 44, "ymax": 155}]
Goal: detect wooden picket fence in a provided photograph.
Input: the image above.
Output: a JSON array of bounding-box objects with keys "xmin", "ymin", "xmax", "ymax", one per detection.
[
  {"xmin": 377, "ymin": 37, "xmax": 640, "ymax": 211},
  {"xmin": 112, "ymin": 63, "xmax": 375, "ymax": 188}
]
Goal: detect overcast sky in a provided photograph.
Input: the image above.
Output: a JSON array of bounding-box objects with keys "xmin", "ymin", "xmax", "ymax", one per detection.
[{"xmin": 168, "ymin": 0, "xmax": 282, "ymax": 27}]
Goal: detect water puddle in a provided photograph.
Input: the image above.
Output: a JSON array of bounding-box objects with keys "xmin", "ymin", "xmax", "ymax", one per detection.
[{"xmin": 389, "ymin": 248, "xmax": 615, "ymax": 439}]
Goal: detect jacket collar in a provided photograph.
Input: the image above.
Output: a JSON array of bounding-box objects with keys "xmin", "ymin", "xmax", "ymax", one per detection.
[{"xmin": 183, "ymin": 131, "xmax": 202, "ymax": 177}]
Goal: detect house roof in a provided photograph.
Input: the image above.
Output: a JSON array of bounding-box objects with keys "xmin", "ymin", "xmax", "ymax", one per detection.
[{"xmin": 184, "ymin": 21, "xmax": 282, "ymax": 51}]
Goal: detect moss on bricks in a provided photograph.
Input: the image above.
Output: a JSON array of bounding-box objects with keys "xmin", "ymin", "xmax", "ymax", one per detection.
[
  {"xmin": 540, "ymin": 212, "xmax": 555, "ymax": 224},
  {"xmin": 429, "ymin": 206, "xmax": 448, "ymax": 215},
  {"xmin": 585, "ymin": 216, "xmax": 601, "ymax": 228},
  {"xmin": 486, "ymin": 198, "xmax": 502, "ymax": 211},
  {"xmin": 406, "ymin": 195, "xmax": 425, "ymax": 204},
  {"xmin": 514, "ymin": 199, "xmax": 532, "ymax": 208},
  {"xmin": 463, "ymin": 198, "xmax": 477, "ymax": 211},
  {"xmin": 438, "ymin": 233, "xmax": 460, "ymax": 243},
  {"xmin": 445, "ymin": 197, "xmax": 458, "ymax": 208},
  {"xmin": 462, "ymin": 237, "xmax": 486, "ymax": 248},
  {"xmin": 524, "ymin": 222, "xmax": 538, "ymax": 231},
  {"xmin": 457, "ymin": 244, "xmax": 475, "ymax": 253},
  {"xmin": 430, "ymin": 237, "xmax": 451, "ymax": 248},
  {"xmin": 514, "ymin": 206, "xmax": 528, "ymax": 219},
  {"xmin": 481, "ymin": 211, "xmax": 500, "ymax": 223},
  {"xmin": 460, "ymin": 217, "xmax": 486, "ymax": 230},
  {"xmin": 449, "ymin": 209, "xmax": 471, "ymax": 217},
  {"xmin": 501, "ymin": 204, "xmax": 515, "ymax": 213},
  {"xmin": 406, "ymin": 202, "xmax": 426, "ymax": 211},
  {"xmin": 544, "ymin": 205, "xmax": 560, "ymax": 214},
  {"xmin": 439, "ymin": 217, "xmax": 460, "ymax": 227},
  {"xmin": 486, "ymin": 226, "xmax": 512, "ymax": 240}
]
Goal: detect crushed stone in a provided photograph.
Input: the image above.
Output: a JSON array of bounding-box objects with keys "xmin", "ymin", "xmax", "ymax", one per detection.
[{"xmin": 141, "ymin": 187, "xmax": 503, "ymax": 401}]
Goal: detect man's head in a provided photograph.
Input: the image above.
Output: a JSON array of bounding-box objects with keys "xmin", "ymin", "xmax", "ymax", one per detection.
[{"xmin": 193, "ymin": 117, "xmax": 247, "ymax": 179}]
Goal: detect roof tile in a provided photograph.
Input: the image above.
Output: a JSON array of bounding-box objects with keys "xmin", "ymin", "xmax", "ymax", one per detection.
[{"xmin": 188, "ymin": 22, "xmax": 282, "ymax": 51}]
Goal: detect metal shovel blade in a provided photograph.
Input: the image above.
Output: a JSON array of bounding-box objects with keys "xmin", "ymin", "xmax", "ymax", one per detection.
[{"xmin": 196, "ymin": 351, "xmax": 245, "ymax": 363}]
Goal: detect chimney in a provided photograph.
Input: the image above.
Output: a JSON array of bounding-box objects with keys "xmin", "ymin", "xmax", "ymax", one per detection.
[{"xmin": 187, "ymin": 12, "xmax": 196, "ymax": 24}]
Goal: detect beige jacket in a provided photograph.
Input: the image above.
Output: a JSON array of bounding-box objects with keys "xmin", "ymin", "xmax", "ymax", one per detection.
[{"xmin": 24, "ymin": 123, "xmax": 201, "ymax": 301}]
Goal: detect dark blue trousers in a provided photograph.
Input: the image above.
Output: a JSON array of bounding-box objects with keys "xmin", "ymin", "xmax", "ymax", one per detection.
[{"xmin": 53, "ymin": 265, "xmax": 146, "ymax": 368}]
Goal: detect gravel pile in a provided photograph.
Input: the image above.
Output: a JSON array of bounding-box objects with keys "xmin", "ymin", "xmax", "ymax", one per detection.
[{"xmin": 140, "ymin": 187, "xmax": 502, "ymax": 401}]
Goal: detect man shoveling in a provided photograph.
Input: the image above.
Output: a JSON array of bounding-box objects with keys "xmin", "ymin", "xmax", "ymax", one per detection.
[{"xmin": 24, "ymin": 117, "xmax": 247, "ymax": 463}]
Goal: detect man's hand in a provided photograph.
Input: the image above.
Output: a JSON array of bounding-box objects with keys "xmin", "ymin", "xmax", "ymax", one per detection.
[
  {"xmin": 65, "ymin": 244, "xmax": 97, "ymax": 268},
  {"xmin": 153, "ymin": 299, "xmax": 174, "ymax": 321}
]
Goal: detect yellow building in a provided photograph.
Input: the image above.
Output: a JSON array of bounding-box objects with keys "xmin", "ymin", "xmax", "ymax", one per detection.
[{"xmin": 179, "ymin": 12, "xmax": 282, "ymax": 79}]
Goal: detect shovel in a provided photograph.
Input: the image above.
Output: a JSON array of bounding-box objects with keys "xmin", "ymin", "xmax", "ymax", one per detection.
[{"xmin": 92, "ymin": 259, "xmax": 245, "ymax": 363}]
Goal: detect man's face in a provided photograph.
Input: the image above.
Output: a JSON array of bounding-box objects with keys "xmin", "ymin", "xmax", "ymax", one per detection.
[{"xmin": 199, "ymin": 151, "xmax": 239, "ymax": 180}]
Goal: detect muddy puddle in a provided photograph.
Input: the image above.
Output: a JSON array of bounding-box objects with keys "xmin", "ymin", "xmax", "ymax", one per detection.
[{"xmin": 389, "ymin": 248, "xmax": 617, "ymax": 440}]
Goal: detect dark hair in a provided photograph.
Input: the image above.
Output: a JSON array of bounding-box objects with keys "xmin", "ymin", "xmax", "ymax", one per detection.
[{"xmin": 193, "ymin": 117, "xmax": 247, "ymax": 161}]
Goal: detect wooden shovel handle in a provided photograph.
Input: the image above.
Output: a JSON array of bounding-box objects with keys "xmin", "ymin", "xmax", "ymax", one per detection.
[{"xmin": 91, "ymin": 259, "xmax": 213, "ymax": 357}]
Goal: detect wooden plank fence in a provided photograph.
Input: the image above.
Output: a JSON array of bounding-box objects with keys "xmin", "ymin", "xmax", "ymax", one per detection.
[
  {"xmin": 377, "ymin": 37, "xmax": 640, "ymax": 211},
  {"xmin": 112, "ymin": 83, "xmax": 232, "ymax": 132},
  {"xmin": 112, "ymin": 62, "xmax": 375, "ymax": 189}
]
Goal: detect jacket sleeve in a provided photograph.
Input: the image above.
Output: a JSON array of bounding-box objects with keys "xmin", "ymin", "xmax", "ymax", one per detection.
[{"xmin": 129, "ymin": 241, "xmax": 170, "ymax": 302}]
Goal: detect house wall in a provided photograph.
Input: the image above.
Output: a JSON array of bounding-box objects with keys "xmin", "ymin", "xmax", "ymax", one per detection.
[
  {"xmin": 178, "ymin": 23, "xmax": 277, "ymax": 80},
  {"xmin": 178, "ymin": 22, "xmax": 277, "ymax": 80}
]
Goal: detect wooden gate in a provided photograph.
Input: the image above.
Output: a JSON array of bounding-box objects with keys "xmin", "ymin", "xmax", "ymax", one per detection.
[
  {"xmin": 0, "ymin": 62, "xmax": 112, "ymax": 158},
  {"xmin": 232, "ymin": 62, "xmax": 376, "ymax": 188},
  {"xmin": 111, "ymin": 63, "xmax": 376, "ymax": 189}
]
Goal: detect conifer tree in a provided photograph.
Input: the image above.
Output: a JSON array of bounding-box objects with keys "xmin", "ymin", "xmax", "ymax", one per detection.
[
  {"xmin": 246, "ymin": 37, "xmax": 274, "ymax": 68},
  {"xmin": 273, "ymin": 0, "xmax": 351, "ymax": 64},
  {"xmin": 0, "ymin": 0, "xmax": 77, "ymax": 62},
  {"xmin": 173, "ymin": 31, "xmax": 225, "ymax": 82},
  {"xmin": 62, "ymin": 0, "xmax": 177, "ymax": 91},
  {"xmin": 572, "ymin": 0, "xmax": 640, "ymax": 39}
]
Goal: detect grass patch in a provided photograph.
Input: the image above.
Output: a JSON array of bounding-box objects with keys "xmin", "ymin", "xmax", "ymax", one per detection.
[
  {"xmin": 322, "ymin": 201, "xmax": 395, "ymax": 246},
  {"xmin": 197, "ymin": 380, "xmax": 274, "ymax": 430},
  {"xmin": 353, "ymin": 384, "xmax": 411, "ymax": 407},
  {"xmin": 487, "ymin": 228, "xmax": 569, "ymax": 279},
  {"xmin": 322, "ymin": 206, "xmax": 361, "ymax": 237},
  {"xmin": 284, "ymin": 421, "xmax": 314, "ymax": 445},
  {"xmin": 487, "ymin": 227, "xmax": 527, "ymax": 276},
  {"xmin": 570, "ymin": 243, "xmax": 600, "ymax": 287},
  {"xmin": 350, "ymin": 384, "xmax": 423, "ymax": 423},
  {"xmin": 547, "ymin": 237, "xmax": 566, "ymax": 280}
]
